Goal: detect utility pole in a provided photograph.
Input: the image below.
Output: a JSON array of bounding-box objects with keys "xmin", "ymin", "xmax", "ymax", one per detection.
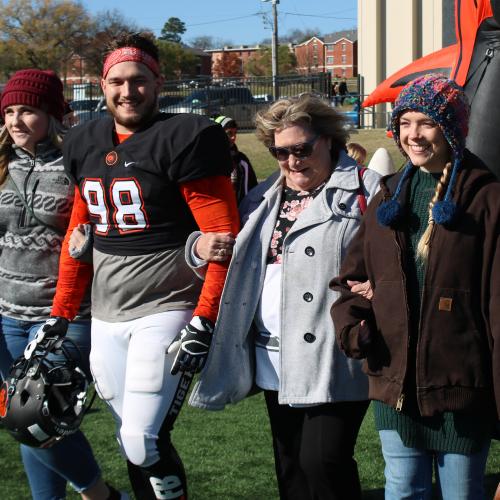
[{"xmin": 262, "ymin": 0, "xmax": 279, "ymax": 100}]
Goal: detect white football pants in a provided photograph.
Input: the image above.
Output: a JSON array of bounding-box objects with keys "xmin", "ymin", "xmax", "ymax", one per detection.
[{"xmin": 90, "ymin": 310, "xmax": 193, "ymax": 467}]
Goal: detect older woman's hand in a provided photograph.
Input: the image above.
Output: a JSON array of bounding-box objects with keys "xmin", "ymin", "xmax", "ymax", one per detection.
[
  {"xmin": 69, "ymin": 224, "xmax": 87, "ymax": 253},
  {"xmin": 347, "ymin": 280, "xmax": 373, "ymax": 300},
  {"xmin": 195, "ymin": 232, "xmax": 236, "ymax": 262}
]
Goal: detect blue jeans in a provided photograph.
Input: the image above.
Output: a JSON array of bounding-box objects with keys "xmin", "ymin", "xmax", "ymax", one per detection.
[
  {"xmin": 379, "ymin": 430, "xmax": 490, "ymax": 500},
  {"xmin": 0, "ymin": 316, "xmax": 101, "ymax": 500}
]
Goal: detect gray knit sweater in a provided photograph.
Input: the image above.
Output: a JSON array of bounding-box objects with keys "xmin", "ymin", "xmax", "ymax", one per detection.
[{"xmin": 0, "ymin": 140, "xmax": 90, "ymax": 321}]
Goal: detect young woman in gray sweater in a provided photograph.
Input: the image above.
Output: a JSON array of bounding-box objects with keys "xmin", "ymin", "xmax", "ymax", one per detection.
[{"xmin": 0, "ymin": 69, "xmax": 121, "ymax": 500}]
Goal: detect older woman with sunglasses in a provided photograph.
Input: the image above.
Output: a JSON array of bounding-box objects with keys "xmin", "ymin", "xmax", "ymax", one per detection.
[{"xmin": 187, "ymin": 94, "xmax": 381, "ymax": 499}]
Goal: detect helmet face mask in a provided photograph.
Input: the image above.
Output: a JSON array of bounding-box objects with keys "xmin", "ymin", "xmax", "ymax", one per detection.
[{"xmin": 1, "ymin": 335, "xmax": 89, "ymax": 448}]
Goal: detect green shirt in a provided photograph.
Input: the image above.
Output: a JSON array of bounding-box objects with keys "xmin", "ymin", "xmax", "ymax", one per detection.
[{"xmin": 374, "ymin": 168, "xmax": 493, "ymax": 454}]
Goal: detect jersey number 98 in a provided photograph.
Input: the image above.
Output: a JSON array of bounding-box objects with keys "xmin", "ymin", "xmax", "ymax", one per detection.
[{"xmin": 82, "ymin": 178, "xmax": 148, "ymax": 234}]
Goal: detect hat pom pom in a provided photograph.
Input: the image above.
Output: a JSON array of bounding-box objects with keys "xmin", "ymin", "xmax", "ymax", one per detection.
[
  {"xmin": 377, "ymin": 199, "xmax": 402, "ymax": 226},
  {"xmin": 432, "ymin": 200, "xmax": 457, "ymax": 225}
]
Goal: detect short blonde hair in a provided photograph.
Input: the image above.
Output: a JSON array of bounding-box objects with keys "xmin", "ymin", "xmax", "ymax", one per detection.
[
  {"xmin": 346, "ymin": 142, "xmax": 367, "ymax": 165},
  {"xmin": 255, "ymin": 93, "xmax": 350, "ymax": 158}
]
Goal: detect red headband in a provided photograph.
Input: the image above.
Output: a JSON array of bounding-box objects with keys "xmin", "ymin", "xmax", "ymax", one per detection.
[{"xmin": 102, "ymin": 47, "xmax": 160, "ymax": 78}]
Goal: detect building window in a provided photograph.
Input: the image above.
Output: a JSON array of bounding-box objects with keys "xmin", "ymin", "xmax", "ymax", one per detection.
[
  {"xmin": 313, "ymin": 44, "xmax": 318, "ymax": 52},
  {"xmin": 326, "ymin": 56, "xmax": 334, "ymax": 64},
  {"xmin": 342, "ymin": 42, "xmax": 346, "ymax": 52},
  {"xmin": 342, "ymin": 55, "xmax": 346, "ymax": 64},
  {"xmin": 326, "ymin": 44, "xmax": 334, "ymax": 50},
  {"xmin": 342, "ymin": 68, "xmax": 346, "ymax": 76}
]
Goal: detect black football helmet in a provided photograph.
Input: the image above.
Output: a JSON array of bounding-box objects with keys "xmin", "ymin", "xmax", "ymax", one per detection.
[{"xmin": 0, "ymin": 329, "xmax": 90, "ymax": 448}]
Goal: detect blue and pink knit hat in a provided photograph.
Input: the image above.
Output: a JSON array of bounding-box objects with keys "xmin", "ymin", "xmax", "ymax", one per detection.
[{"xmin": 377, "ymin": 74, "xmax": 470, "ymax": 227}]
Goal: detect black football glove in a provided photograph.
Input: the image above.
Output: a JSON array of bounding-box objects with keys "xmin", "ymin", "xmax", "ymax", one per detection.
[
  {"xmin": 24, "ymin": 317, "xmax": 69, "ymax": 360},
  {"xmin": 168, "ymin": 316, "xmax": 214, "ymax": 375}
]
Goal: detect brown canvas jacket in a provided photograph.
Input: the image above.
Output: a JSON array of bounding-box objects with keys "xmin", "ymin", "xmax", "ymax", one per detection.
[{"xmin": 330, "ymin": 150, "xmax": 500, "ymax": 419}]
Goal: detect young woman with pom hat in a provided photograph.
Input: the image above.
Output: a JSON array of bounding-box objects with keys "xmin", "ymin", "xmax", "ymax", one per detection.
[
  {"xmin": 331, "ymin": 74, "xmax": 500, "ymax": 498},
  {"xmin": 0, "ymin": 69, "xmax": 124, "ymax": 499}
]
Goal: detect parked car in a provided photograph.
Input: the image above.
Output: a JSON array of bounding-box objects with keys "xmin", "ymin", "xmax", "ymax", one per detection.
[
  {"xmin": 163, "ymin": 86, "xmax": 265, "ymax": 128},
  {"xmin": 68, "ymin": 99, "xmax": 100, "ymax": 113},
  {"xmin": 338, "ymin": 97, "xmax": 361, "ymax": 129},
  {"xmin": 340, "ymin": 110, "xmax": 359, "ymax": 129},
  {"xmin": 70, "ymin": 97, "xmax": 107, "ymax": 124},
  {"xmin": 158, "ymin": 94, "xmax": 184, "ymax": 110},
  {"xmin": 253, "ymin": 93, "xmax": 274, "ymax": 103}
]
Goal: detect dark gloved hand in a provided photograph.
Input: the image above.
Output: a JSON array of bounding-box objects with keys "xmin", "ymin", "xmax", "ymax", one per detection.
[
  {"xmin": 168, "ymin": 316, "xmax": 214, "ymax": 375},
  {"xmin": 24, "ymin": 317, "xmax": 69, "ymax": 359}
]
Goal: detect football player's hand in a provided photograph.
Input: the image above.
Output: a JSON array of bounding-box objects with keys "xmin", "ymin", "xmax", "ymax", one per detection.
[
  {"xmin": 24, "ymin": 317, "xmax": 69, "ymax": 359},
  {"xmin": 38, "ymin": 317, "xmax": 69, "ymax": 338},
  {"xmin": 167, "ymin": 316, "xmax": 214, "ymax": 375}
]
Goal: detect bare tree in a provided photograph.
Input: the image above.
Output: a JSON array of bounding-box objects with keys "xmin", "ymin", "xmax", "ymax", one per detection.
[
  {"xmin": 189, "ymin": 36, "xmax": 215, "ymax": 51},
  {"xmin": 189, "ymin": 36, "xmax": 234, "ymax": 50},
  {"xmin": 81, "ymin": 9, "xmax": 143, "ymax": 77},
  {"xmin": 281, "ymin": 28, "xmax": 321, "ymax": 44}
]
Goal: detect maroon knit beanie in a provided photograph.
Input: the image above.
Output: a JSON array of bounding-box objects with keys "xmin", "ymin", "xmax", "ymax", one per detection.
[{"xmin": 1, "ymin": 69, "xmax": 65, "ymax": 122}]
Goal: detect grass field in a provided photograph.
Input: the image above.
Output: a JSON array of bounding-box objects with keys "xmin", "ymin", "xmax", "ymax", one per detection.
[
  {"xmin": 0, "ymin": 129, "xmax": 498, "ymax": 499},
  {"xmin": 0, "ymin": 396, "xmax": 498, "ymax": 499}
]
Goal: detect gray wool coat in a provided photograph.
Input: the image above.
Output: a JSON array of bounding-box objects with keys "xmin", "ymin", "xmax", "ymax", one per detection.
[{"xmin": 189, "ymin": 150, "xmax": 381, "ymax": 409}]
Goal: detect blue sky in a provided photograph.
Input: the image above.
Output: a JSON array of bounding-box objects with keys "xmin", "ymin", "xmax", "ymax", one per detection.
[{"xmin": 81, "ymin": 0, "xmax": 357, "ymax": 46}]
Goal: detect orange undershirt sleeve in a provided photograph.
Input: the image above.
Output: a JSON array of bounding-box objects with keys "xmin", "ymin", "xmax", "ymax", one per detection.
[
  {"xmin": 179, "ymin": 175, "xmax": 240, "ymax": 323},
  {"xmin": 51, "ymin": 187, "xmax": 93, "ymax": 320}
]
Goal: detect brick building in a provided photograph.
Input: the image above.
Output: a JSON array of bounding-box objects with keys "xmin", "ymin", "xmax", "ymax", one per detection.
[
  {"xmin": 294, "ymin": 29, "xmax": 357, "ymax": 78},
  {"xmin": 204, "ymin": 46, "xmax": 261, "ymax": 78},
  {"xmin": 294, "ymin": 37, "xmax": 326, "ymax": 74},
  {"xmin": 65, "ymin": 55, "xmax": 98, "ymax": 84}
]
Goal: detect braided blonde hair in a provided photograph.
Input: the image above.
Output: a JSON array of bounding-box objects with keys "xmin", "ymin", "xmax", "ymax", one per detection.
[{"xmin": 416, "ymin": 162, "xmax": 452, "ymax": 260}]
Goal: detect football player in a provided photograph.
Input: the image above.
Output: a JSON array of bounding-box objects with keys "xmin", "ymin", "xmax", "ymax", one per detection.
[{"xmin": 43, "ymin": 33, "xmax": 239, "ymax": 500}]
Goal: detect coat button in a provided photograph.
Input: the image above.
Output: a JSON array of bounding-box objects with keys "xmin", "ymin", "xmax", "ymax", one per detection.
[
  {"xmin": 304, "ymin": 333, "xmax": 316, "ymax": 343},
  {"xmin": 338, "ymin": 202, "xmax": 347, "ymax": 210},
  {"xmin": 305, "ymin": 246, "xmax": 315, "ymax": 256},
  {"xmin": 303, "ymin": 292, "xmax": 313, "ymax": 302}
]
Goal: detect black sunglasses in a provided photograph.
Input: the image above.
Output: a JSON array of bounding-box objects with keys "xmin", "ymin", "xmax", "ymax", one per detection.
[{"xmin": 268, "ymin": 136, "xmax": 319, "ymax": 161}]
